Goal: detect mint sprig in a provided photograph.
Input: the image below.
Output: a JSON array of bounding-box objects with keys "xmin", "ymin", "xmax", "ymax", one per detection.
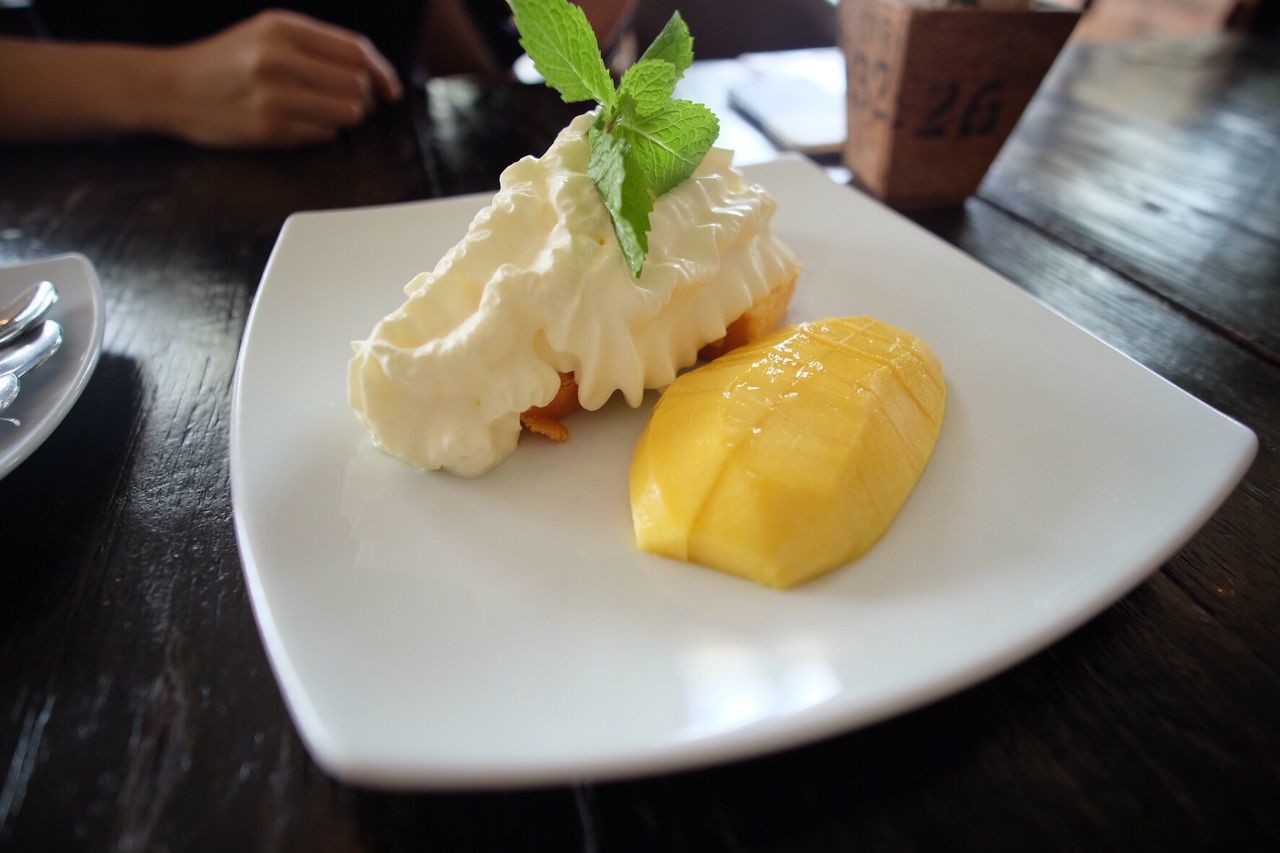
[
  {"xmin": 617, "ymin": 60, "xmax": 676, "ymax": 117},
  {"xmin": 588, "ymin": 125, "xmax": 653, "ymax": 274},
  {"xmin": 510, "ymin": 0, "xmax": 615, "ymax": 108},
  {"xmin": 613, "ymin": 100, "xmax": 720, "ymax": 197},
  {"xmin": 508, "ymin": 1, "xmax": 719, "ymax": 276},
  {"xmin": 636, "ymin": 11, "xmax": 694, "ymax": 75}
]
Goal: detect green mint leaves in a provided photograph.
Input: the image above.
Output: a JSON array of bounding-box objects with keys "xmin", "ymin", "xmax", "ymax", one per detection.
[
  {"xmin": 588, "ymin": 125, "xmax": 653, "ymax": 273},
  {"xmin": 617, "ymin": 61, "xmax": 676, "ymax": 117},
  {"xmin": 509, "ymin": 1, "xmax": 719, "ymax": 276},
  {"xmin": 510, "ymin": 0, "xmax": 615, "ymax": 108},
  {"xmin": 636, "ymin": 12, "xmax": 694, "ymax": 75},
  {"xmin": 613, "ymin": 101, "xmax": 719, "ymax": 197}
]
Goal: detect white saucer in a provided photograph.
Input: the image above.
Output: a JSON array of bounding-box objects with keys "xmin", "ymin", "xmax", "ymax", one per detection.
[{"xmin": 0, "ymin": 254, "xmax": 106, "ymax": 481}]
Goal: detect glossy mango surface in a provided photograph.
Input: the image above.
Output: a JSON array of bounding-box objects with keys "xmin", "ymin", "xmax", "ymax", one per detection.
[{"xmin": 630, "ymin": 316, "xmax": 945, "ymax": 588}]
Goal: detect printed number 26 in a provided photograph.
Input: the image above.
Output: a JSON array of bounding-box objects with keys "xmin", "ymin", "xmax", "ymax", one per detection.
[{"xmin": 916, "ymin": 80, "xmax": 1004, "ymax": 139}]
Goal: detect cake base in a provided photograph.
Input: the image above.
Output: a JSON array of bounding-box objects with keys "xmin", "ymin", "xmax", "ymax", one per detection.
[{"xmin": 520, "ymin": 273, "xmax": 799, "ymax": 441}]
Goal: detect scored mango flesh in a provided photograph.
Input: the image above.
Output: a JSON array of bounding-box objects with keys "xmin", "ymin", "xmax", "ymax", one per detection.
[{"xmin": 630, "ymin": 316, "xmax": 945, "ymax": 589}]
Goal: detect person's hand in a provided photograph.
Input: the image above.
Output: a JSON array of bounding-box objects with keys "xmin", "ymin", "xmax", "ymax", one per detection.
[{"xmin": 158, "ymin": 9, "xmax": 403, "ymax": 149}]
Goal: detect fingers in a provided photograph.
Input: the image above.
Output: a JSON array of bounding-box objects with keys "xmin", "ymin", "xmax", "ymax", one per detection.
[
  {"xmin": 265, "ymin": 10, "xmax": 403, "ymax": 102},
  {"xmin": 235, "ymin": 85, "xmax": 362, "ymax": 148},
  {"xmin": 264, "ymin": 85, "xmax": 365, "ymax": 129},
  {"xmin": 276, "ymin": 49, "xmax": 375, "ymax": 109},
  {"xmin": 164, "ymin": 10, "xmax": 406, "ymax": 150},
  {"xmin": 257, "ymin": 118, "xmax": 341, "ymax": 149}
]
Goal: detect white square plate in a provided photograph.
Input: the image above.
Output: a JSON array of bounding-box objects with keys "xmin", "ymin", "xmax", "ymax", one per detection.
[{"xmin": 231, "ymin": 157, "xmax": 1256, "ymax": 788}]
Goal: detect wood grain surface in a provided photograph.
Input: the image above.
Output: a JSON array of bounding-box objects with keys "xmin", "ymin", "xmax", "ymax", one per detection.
[
  {"xmin": 1, "ymin": 35, "xmax": 1277, "ymax": 852},
  {"xmin": 981, "ymin": 36, "xmax": 1280, "ymax": 363}
]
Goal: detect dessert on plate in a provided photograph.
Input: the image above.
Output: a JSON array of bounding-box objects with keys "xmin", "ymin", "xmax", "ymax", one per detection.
[
  {"xmin": 344, "ymin": 0, "xmax": 947, "ymax": 588},
  {"xmin": 348, "ymin": 3, "xmax": 799, "ymax": 476}
]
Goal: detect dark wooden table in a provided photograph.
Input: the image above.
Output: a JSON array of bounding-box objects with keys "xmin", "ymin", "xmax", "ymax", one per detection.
[{"xmin": 2, "ymin": 33, "xmax": 1278, "ymax": 851}]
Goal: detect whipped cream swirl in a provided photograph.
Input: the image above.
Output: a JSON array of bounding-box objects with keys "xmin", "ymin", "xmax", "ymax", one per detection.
[{"xmin": 348, "ymin": 112, "xmax": 799, "ymax": 476}]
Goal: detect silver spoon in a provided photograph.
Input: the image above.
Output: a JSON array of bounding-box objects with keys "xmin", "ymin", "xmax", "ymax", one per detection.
[
  {"xmin": 0, "ymin": 280, "xmax": 58, "ymax": 347},
  {"xmin": 0, "ymin": 321, "xmax": 63, "ymax": 416},
  {"xmin": 0, "ymin": 372, "xmax": 16, "ymax": 413}
]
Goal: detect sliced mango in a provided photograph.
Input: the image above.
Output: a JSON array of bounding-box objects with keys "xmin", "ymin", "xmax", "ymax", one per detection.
[{"xmin": 630, "ymin": 316, "xmax": 945, "ymax": 588}]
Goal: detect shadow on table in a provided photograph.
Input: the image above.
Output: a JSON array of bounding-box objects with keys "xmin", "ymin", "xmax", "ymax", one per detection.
[{"xmin": 0, "ymin": 352, "xmax": 142, "ymax": 629}]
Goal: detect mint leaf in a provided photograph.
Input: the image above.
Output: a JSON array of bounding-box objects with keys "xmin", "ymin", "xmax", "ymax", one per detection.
[
  {"xmin": 617, "ymin": 60, "xmax": 677, "ymax": 118},
  {"xmin": 588, "ymin": 125, "xmax": 653, "ymax": 276},
  {"xmin": 614, "ymin": 99, "xmax": 719, "ymax": 197},
  {"xmin": 638, "ymin": 12, "xmax": 693, "ymax": 80},
  {"xmin": 507, "ymin": 1, "xmax": 716, "ymax": 277},
  {"xmin": 508, "ymin": 0, "xmax": 615, "ymax": 107}
]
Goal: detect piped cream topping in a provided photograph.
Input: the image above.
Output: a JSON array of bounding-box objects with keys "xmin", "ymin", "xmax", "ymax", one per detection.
[{"xmin": 348, "ymin": 112, "xmax": 799, "ymax": 476}]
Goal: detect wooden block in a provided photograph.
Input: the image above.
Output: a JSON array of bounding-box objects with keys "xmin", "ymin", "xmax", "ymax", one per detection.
[{"xmin": 840, "ymin": 0, "xmax": 1080, "ymax": 209}]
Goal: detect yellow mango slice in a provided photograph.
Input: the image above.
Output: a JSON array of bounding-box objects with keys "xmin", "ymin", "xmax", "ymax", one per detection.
[{"xmin": 630, "ymin": 316, "xmax": 945, "ymax": 588}]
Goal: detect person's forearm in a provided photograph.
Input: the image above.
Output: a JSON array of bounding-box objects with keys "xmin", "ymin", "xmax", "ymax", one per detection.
[{"xmin": 0, "ymin": 38, "xmax": 175, "ymax": 142}]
